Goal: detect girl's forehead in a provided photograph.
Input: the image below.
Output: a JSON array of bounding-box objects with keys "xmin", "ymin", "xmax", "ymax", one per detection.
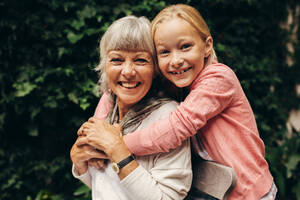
[
  {"xmin": 154, "ymin": 19, "xmax": 198, "ymax": 40},
  {"xmin": 156, "ymin": 18, "xmax": 195, "ymax": 33}
]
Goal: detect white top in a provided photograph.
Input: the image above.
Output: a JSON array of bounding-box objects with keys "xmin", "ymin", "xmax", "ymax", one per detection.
[{"xmin": 73, "ymin": 101, "xmax": 192, "ymax": 200}]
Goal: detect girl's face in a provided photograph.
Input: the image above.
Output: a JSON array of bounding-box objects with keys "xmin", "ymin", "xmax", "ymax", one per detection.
[{"xmin": 154, "ymin": 18, "xmax": 212, "ymax": 88}]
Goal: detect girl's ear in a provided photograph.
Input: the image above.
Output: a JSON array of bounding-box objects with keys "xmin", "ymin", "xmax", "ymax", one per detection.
[{"xmin": 204, "ymin": 36, "xmax": 213, "ymax": 58}]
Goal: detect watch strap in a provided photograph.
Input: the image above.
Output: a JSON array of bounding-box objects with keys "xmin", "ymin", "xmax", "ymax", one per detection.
[
  {"xmin": 112, "ymin": 154, "xmax": 135, "ymax": 174},
  {"xmin": 118, "ymin": 154, "xmax": 135, "ymax": 169}
]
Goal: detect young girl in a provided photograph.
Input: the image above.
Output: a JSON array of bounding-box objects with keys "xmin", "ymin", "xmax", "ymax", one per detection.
[{"xmin": 93, "ymin": 4, "xmax": 277, "ymax": 200}]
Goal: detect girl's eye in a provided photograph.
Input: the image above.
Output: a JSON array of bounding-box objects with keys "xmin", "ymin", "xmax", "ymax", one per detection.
[
  {"xmin": 159, "ymin": 50, "xmax": 170, "ymax": 55},
  {"xmin": 181, "ymin": 43, "xmax": 192, "ymax": 50}
]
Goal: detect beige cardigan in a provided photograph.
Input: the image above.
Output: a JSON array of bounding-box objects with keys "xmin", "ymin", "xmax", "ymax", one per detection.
[{"xmin": 72, "ymin": 101, "xmax": 192, "ymax": 200}]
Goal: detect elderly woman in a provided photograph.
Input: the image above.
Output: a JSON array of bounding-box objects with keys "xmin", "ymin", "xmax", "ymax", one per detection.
[{"xmin": 70, "ymin": 16, "xmax": 192, "ymax": 200}]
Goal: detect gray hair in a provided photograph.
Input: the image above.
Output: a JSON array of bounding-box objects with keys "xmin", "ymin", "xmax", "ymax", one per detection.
[{"xmin": 95, "ymin": 16, "xmax": 157, "ymax": 94}]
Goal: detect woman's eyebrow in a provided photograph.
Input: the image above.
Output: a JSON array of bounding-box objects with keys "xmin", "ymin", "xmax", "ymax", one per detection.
[
  {"xmin": 135, "ymin": 52, "xmax": 151, "ymax": 57},
  {"xmin": 108, "ymin": 52, "xmax": 122, "ymax": 57}
]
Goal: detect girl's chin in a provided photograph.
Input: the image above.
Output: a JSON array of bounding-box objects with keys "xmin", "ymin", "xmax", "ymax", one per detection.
[{"xmin": 170, "ymin": 78, "xmax": 193, "ymax": 88}]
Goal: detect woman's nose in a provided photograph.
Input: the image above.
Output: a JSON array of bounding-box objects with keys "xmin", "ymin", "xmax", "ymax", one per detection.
[
  {"xmin": 121, "ymin": 62, "xmax": 136, "ymax": 77},
  {"xmin": 170, "ymin": 52, "xmax": 184, "ymax": 68}
]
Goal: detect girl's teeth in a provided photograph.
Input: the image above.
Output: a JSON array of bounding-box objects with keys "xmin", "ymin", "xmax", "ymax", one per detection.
[
  {"xmin": 172, "ymin": 71, "xmax": 184, "ymax": 74},
  {"xmin": 171, "ymin": 67, "xmax": 192, "ymax": 74}
]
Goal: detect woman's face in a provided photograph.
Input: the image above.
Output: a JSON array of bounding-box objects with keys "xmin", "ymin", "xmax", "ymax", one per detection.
[
  {"xmin": 154, "ymin": 18, "xmax": 211, "ymax": 88},
  {"xmin": 106, "ymin": 50, "xmax": 154, "ymax": 112}
]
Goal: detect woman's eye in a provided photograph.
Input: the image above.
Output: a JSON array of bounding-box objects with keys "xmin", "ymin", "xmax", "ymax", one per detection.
[
  {"xmin": 110, "ymin": 58, "xmax": 123, "ymax": 63},
  {"xmin": 135, "ymin": 58, "xmax": 147, "ymax": 63}
]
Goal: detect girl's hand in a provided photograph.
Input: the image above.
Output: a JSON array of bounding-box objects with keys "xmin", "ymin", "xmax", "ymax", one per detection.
[
  {"xmin": 70, "ymin": 137, "xmax": 108, "ymax": 175},
  {"xmin": 76, "ymin": 117, "xmax": 130, "ymax": 163}
]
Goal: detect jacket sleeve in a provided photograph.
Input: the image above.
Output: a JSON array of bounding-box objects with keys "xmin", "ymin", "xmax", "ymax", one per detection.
[
  {"xmin": 72, "ymin": 165, "xmax": 92, "ymax": 189},
  {"xmin": 124, "ymin": 65, "xmax": 237, "ymax": 155},
  {"xmin": 122, "ymin": 140, "xmax": 192, "ymax": 200},
  {"xmin": 94, "ymin": 92, "xmax": 113, "ymax": 120},
  {"xmin": 121, "ymin": 102, "xmax": 192, "ymax": 200}
]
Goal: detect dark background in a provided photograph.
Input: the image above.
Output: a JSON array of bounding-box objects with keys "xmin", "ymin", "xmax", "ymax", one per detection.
[{"xmin": 0, "ymin": 0, "xmax": 299, "ymax": 199}]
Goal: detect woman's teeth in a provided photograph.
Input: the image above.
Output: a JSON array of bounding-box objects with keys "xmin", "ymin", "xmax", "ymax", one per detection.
[
  {"xmin": 120, "ymin": 82, "xmax": 140, "ymax": 88},
  {"xmin": 170, "ymin": 67, "xmax": 192, "ymax": 74}
]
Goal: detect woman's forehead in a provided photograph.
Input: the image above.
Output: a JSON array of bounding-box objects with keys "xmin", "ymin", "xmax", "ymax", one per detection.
[{"xmin": 107, "ymin": 49, "xmax": 152, "ymax": 56}]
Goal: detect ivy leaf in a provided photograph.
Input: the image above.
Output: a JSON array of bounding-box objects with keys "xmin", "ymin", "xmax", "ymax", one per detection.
[
  {"xmin": 30, "ymin": 107, "xmax": 41, "ymax": 120},
  {"xmin": 292, "ymin": 181, "xmax": 300, "ymax": 200},
  {"xmin": 216, "ymin": 43, "xmax": 226, "ymax": 52},
  {"xmin": 73, "ymin": 185, "xmax": 90, "ymax": 196},
  {"xmin": 43, "ymin": 97, "xmax": 58, "ymax": 108},
  {"xmin": 68, "ymin": 92, "xmax": 79, "ymax": 104},
  {"xmin": 13, "ymin": 82, "xmax": 37, "ymax": 97},
  {"xmin": 84, "ymin": 28, "xmax": 101, "ymax": 36},
  {"xmin": 67, "ymin": 31, "xmax": 84, "ymax": 44},
  {"xmin": 28, "ymin": 125, "xmax": 38, "ymax": 137},
  {"xmin": 71, "ymin": 19, "xmax": 85, "ymax": 31},
  {"xmin": 79, "ymin": 97, "xmax": 90, "ymax": 110},
  {"xmin": 285, "ymin": 154, "xmax": 300, "ymax": 178},
  {"xmin": 78, "ymin": 5, "xmax": 97, "ymax": 19},
  {"xmin": 0, "ymin": 113, "xmax": 5, "ymax": 130}
]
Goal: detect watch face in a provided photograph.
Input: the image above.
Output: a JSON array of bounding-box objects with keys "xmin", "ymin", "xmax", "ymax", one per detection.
[{"xmin": 112, "ymin": 163, "xmax": 120, "ymax": 174}]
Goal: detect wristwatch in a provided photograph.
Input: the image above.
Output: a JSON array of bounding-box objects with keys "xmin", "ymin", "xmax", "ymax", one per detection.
[{"xmin": 112, "ymin": 154, "xmax": 135, "ymax": 174}]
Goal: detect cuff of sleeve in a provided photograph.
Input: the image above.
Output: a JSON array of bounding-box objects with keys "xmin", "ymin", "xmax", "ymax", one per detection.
[
  {"xmin": 120, "ymin": 165, "xmax": 145, "ymax": 186},
  {"xmin": 72, "ymin": 164, "xmax": 92, "ymax": 188},
  {"xmin": 72, "ymin": 164, "xmax": 87, "ymax": 178},
  {"xmin": 124, "ymin": 133, "xmax": 141, "ymax": 155}
]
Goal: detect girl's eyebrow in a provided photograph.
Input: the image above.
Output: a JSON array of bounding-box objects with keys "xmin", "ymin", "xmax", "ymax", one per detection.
[{"xmin": 155, "ymin": 42, "xmax": 164, "ymax": 46}]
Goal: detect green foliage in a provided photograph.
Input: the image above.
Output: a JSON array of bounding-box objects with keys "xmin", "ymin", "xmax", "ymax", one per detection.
[{"xmin": 0, "ymin": 0, "xmax": 299, "ymax": 199}]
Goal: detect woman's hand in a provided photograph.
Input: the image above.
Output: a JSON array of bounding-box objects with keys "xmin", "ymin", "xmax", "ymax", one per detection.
[
  {"xmin": 70, "ymin": 136, "xmax": 108, "ymax": 175},
  {"xmin": 76, "ymin": 117, "xmax": 131, "ymax": 163},
  {"xmin": 88, "ymin": 158, "xmax": 108, "ymax": 170}
]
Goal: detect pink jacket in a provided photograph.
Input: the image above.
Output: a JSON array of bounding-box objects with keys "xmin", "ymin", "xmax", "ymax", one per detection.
[{"xmin": 94, "ymin": 63, "xmax": 274, "ymax": 199}]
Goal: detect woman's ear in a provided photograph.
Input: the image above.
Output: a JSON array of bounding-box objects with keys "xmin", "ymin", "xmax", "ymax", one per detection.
[{"xmin": 204, "ymin": 36, "xmax": 213, "ymax": 58}]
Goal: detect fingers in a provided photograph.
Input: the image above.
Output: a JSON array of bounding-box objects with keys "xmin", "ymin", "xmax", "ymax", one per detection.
[
  {"xmin": 88, "ymin": 159, "xmax": 106, "ymax": 170},
  {"xmin": 86, "ymin": 147, "xmax": 109, "ymax": 159},
  {"xmin": 77, "ymin": 122, "xmax": 93, "ymax": 136},
  {"xmin": 76, "ymin": 137, "xmax": 108, "ymax": 157},
  {"xmin": 95, "ymin": 149, "xmax": 109, "ymax": 159},
  {"xmin": 88, "ymin": 117, "xmax": 102, "ymax": 123},
  {"xmin": 77, "ymin": 117, "xmax": 104, "ymax": 137},
  {"xmin": 113, "ymin": 123, "xmax": 123, "ymax": 131},
  {"xmin": 113, "ymin": 123, "xmax": 123, "ymax": 137},
  {"xmin": 76, "ymin": 137, "xmax": 89, "ymax": 147},
  {"xmin": 77, "ymin": 126, "xmax": 83, "ymax": 136}
]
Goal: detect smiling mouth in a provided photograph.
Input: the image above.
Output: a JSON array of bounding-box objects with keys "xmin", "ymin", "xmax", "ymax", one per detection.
[
  {"xmin": 169, "ymin": 66, "xmax": 193, "ymax": 75},
  {"xmin": 118, "ymin": 82, "xmax": 141, "ymax": 89}
]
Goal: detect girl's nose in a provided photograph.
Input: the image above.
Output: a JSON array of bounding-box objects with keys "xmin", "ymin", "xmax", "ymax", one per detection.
[
  {"xmin": 170, "ymin": 52, "xmax": 184, "ymax": 68},
  {"xmin": 121, "ymin": 62, "xmax": 136, "ymax": 77}
]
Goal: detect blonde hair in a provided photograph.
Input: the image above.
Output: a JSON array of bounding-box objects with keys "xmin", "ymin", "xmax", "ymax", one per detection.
[
  {"xmin": 151, "ymin": 4, "xmax": 217, "ymax": 65},
  {"xmin": 95, "ymin": 16, "xmax": 157, "ymax": 93}
]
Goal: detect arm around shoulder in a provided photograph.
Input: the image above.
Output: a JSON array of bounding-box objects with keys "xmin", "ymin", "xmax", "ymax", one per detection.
[{"xmin": 94, "ymin": 92, "xmax": 113, "ymax": 120}]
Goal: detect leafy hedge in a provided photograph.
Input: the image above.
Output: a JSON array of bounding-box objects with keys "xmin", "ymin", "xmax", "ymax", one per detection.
[{"xmin": 0, "ymin": 0, "xmax": 299, "ymax": 199}]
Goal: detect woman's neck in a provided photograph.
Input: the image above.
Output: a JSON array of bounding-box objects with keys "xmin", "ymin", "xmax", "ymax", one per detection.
[{"xmin": 117, "ymin": 99, "xmax": 132, "ymax": 121}]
